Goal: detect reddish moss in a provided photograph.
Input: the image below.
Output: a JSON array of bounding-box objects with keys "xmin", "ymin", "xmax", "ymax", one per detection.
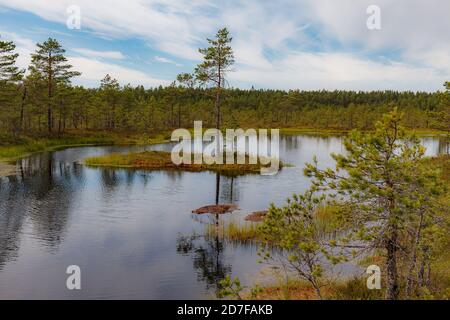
[{"xmin": 192, "ymin": 204, "xmax": 238, "ymax": 214}]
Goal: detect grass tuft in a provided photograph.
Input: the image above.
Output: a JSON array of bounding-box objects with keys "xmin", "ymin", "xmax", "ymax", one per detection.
[
  {"xmin": 0, "ymin": 131, "xmax": 170, "ymax": 161},
  {"xmin": 205, "ymin": 219, "xmax": 261, "ymax": 243}
]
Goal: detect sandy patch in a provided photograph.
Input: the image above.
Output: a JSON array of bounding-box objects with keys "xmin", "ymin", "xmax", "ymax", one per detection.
[{"xmin": 0, "ymin": 162, "xmax": 17, "ymax": 177}]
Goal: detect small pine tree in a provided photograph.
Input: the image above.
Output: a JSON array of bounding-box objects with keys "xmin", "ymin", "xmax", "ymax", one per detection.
[
  {"xmin": 259, "ymin": 189, "xmax": 345, "ymax": 300},
  {"xmin": 304, "ymin": 108, "xmax": 447, "ymax": 299}
]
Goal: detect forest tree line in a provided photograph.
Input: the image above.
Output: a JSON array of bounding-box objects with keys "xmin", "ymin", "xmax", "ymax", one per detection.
[{"xmin": 0, "ymin": 36, "xmax": 449, "ymax": 140}]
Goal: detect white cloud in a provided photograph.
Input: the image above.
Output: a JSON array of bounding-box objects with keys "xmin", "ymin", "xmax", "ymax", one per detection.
[
  {"xmin": 154, "ymin": 56, "xmax": 182, "ymax": 67},
  {"xmin": 404, "ymin": 45, "xmax": 450, "ymax": 76},
  {"xmin": 302, "ymin": 0, "xmax": 450, "ymax": 51},
  {"xmin": 1, "ymin": 0, "xmax": 449, "ymax": 90},
  {"xmin": 0, "ymin": 30, "xmax": 35, "ymax": 51},
  {"xmin": 0, "ymin": 30, "xmax": 168, "ymax": 88},
  {"xmin": 231, "ymin": 51, "xmax": 442, "ymax": 91},
  {"xmin": 0, "ymin": 0, "xmax": 211, "ymax": 60},
  {"xmin": 72, "ymin": 48, "xmax": 125, "ymax": 60},
  {"xmin": 69, "ymin": 56, "xmax": 170, "ymax": 87},
  {"xmin": 0, "ymin": 30, "xmax": 35, "ymax": 72}
]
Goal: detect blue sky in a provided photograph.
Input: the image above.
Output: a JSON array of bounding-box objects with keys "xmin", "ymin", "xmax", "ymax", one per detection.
[{"xmin": 0, "ymin": 0, "xmax": 449, "ymax": 91}]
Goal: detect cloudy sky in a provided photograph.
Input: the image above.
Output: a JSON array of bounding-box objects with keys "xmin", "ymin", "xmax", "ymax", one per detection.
[{"xmin": 0, "ymin": 0, "xmax": 449, "ymax": 91}]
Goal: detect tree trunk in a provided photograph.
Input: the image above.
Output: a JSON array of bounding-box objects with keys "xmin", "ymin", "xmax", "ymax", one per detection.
[
  {"xmin": 214, "ymin": 65, "xmax": 222, "ymax": 160},
  {"xmin": 111, "ymin": 102, "xmax": 116, "ymax": 130},
  {"xmin": 171, "ymin": 103, "xmax": 174, "ymax": 127},
  {"xmin": 418, "ymin": 247, "xmax": 431, "ymax": 289},
  {"xmin": 178, "ymin": 104, "xmax": 181, "ymax": 128},
  {"xmin": 48, "ymin": 83, "xmax": 52, "ymax": 133},
  {"xmin": 215, "ymin": 91, "xmax": 220, "ymax": 129},
  {"xmin": 48, "ymin": 53, "xmax": 53, "ymax": 133},
  {"xmin": 58, "ymin": 98, "xmax": 63, "ymax": 135},
  {"xmin": 385, "ymin": 228, "xmax": 400, "ymax": 300},
  {"xmin": 314, "ymin": 285, "xmax": 323, "ymax": 300},
  {"xmin": 20, "ymin": 85, "xmax": 27, "ymax": 131},
  {"xmin": 406, "ymin": 210, "xmax": 425, "ymax": 298}
]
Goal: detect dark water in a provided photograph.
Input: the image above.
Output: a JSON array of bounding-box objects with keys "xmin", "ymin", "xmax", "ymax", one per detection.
[{"xmin": 0, "ymin": 135, "xmax": 446, "ymax": 299}]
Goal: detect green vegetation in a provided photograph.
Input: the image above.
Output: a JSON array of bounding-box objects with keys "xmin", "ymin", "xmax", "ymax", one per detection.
[
  {"xmin": 429, "ymin": 154, "xmax": 450, "ymax": 182},
  {"xmin": 1, "ymin": 34, "xmax": 450, "ymax": 141},
  {"xmin": 222, "ymin": 153, "xmax": 449, "ymax": 301},
  {"xmin": 1, "ymin": 28, "xmax": 449, "ymax": 300},
  {"xmin": 218, "ymin": 276, "xmax": 245, "ymax": 300},
  {"xmin": 0, "ymin": 131, "xmax": 169, "ymax": 161},
  {"xmin": 219, "ymin": 110, "xmax": 449, "ymax": 301},
  {"xmin": 29, "ymin": 38, "xmax": 81, "ymax": 133},
  {"xmin": 425, "ymin": 153, "xmax": 450, "ymax": 299},
  {"xmin": 304, "ymin": 109, "xmax": 448, "ymax": 299},
  {"xmin": 259, "ymin": 190, "xmax": 343, "ymax": 300},
  {"xmin": 280, "ymin": 127, "xmax": 445, "ymax": 136},
  {"xmin": 85, "ymin": 150, "xmax": 277, "ymax": 175},
  {"xmin": 194, "ymin": 27, "xmax": 234, "ymax": 132},
  {"xmin": 206, "ymin": 205, "xmax": 342, "ymax": 243},
  {"xmin": 205, "ymin": 219, "xmax": 261, "ymax": 243}
]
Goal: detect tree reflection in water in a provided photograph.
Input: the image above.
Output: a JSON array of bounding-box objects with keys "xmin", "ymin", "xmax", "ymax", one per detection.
[
  {"xmin": 176, "ymin": 173, "xmax": 236, "ymax": 296},
  {"xmin": 0, "ymin": 153, "xmax": 85, "ymax": 267}
]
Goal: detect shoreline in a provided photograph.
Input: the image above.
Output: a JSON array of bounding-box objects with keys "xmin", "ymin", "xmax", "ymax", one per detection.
[
  {"xmin": 0, "ymin": 132, "xmax": 171, "ymax": 177},
  {"xmin": 1, "ymin": 129, "xmax": 446, "ymax": 177}
]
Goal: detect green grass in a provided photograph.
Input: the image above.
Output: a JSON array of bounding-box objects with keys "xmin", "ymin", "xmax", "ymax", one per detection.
[
  {"xmin": 1, "ymin": 128, "xmax": 444, "ymax": 161},
  {"xmin": 426, "ymin": 154, "xmax": 450, "ymax": 299},
  {"xmin": 0, "ymin": 138, "xmax": 108, "ymax": 160},
  {"xmin": 85, "ymin": 150, "xmax": 279, "ymax": 175},
  {"xmin": 280, "ymin": 128, "xmax": 349, "ymax": 136},
  {"xmin": 279, "ymin": 127, "xmax": 447, "ymax": 137},
  {"xmin": 205, "ymin": 220, "xmax": 261, "ymax": 243},
  {"xmin": 427, "ymin": 154, "xmax": 450, "ymax": 182},
  {"xmin": 0, "ymin": 131, "xmax": 170, "ymax": 161},
  {"xmin": 203, "ymin": 204, "xmax": 349, "ymax": 245}
]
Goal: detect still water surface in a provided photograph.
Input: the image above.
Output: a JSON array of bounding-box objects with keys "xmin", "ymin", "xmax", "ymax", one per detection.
[{"xmin": 0, "ymin": 135, "xmax": 445, "ymax": 299}]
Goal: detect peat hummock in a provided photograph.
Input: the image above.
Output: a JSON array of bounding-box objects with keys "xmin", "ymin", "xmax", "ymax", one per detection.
[{"xmin": 192, "ymin": 204, "xmax": 238, "ymax": 214}]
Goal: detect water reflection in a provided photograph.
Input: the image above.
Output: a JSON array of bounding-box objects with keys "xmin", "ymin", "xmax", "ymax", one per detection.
[
  {"xmin": 176, "ymin": 232, "xmax": 231, "ymax": 296},
  {"xmin": 0, "ymin": 175, "xmax": 26, "ymax": 269},
  {"xmin": 0, "ymin": 153, "xmax": 87, "ymax": 271},
  {"xmin": 175, "ymin": 173, "xmax": 237, "ymax": 296},
  {"xmin": 0, "ymin": 135, "xmax": 444, "ymax": 299}
]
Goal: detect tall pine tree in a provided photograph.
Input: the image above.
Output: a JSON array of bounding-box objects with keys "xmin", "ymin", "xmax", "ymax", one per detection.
[
  {"xmin": 29, "ymin": 38, "xmax": 80, "ymax": 133},
  {"xmin": 195, "ymin": 28, "xmax": 234, "ymax": 131}
]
